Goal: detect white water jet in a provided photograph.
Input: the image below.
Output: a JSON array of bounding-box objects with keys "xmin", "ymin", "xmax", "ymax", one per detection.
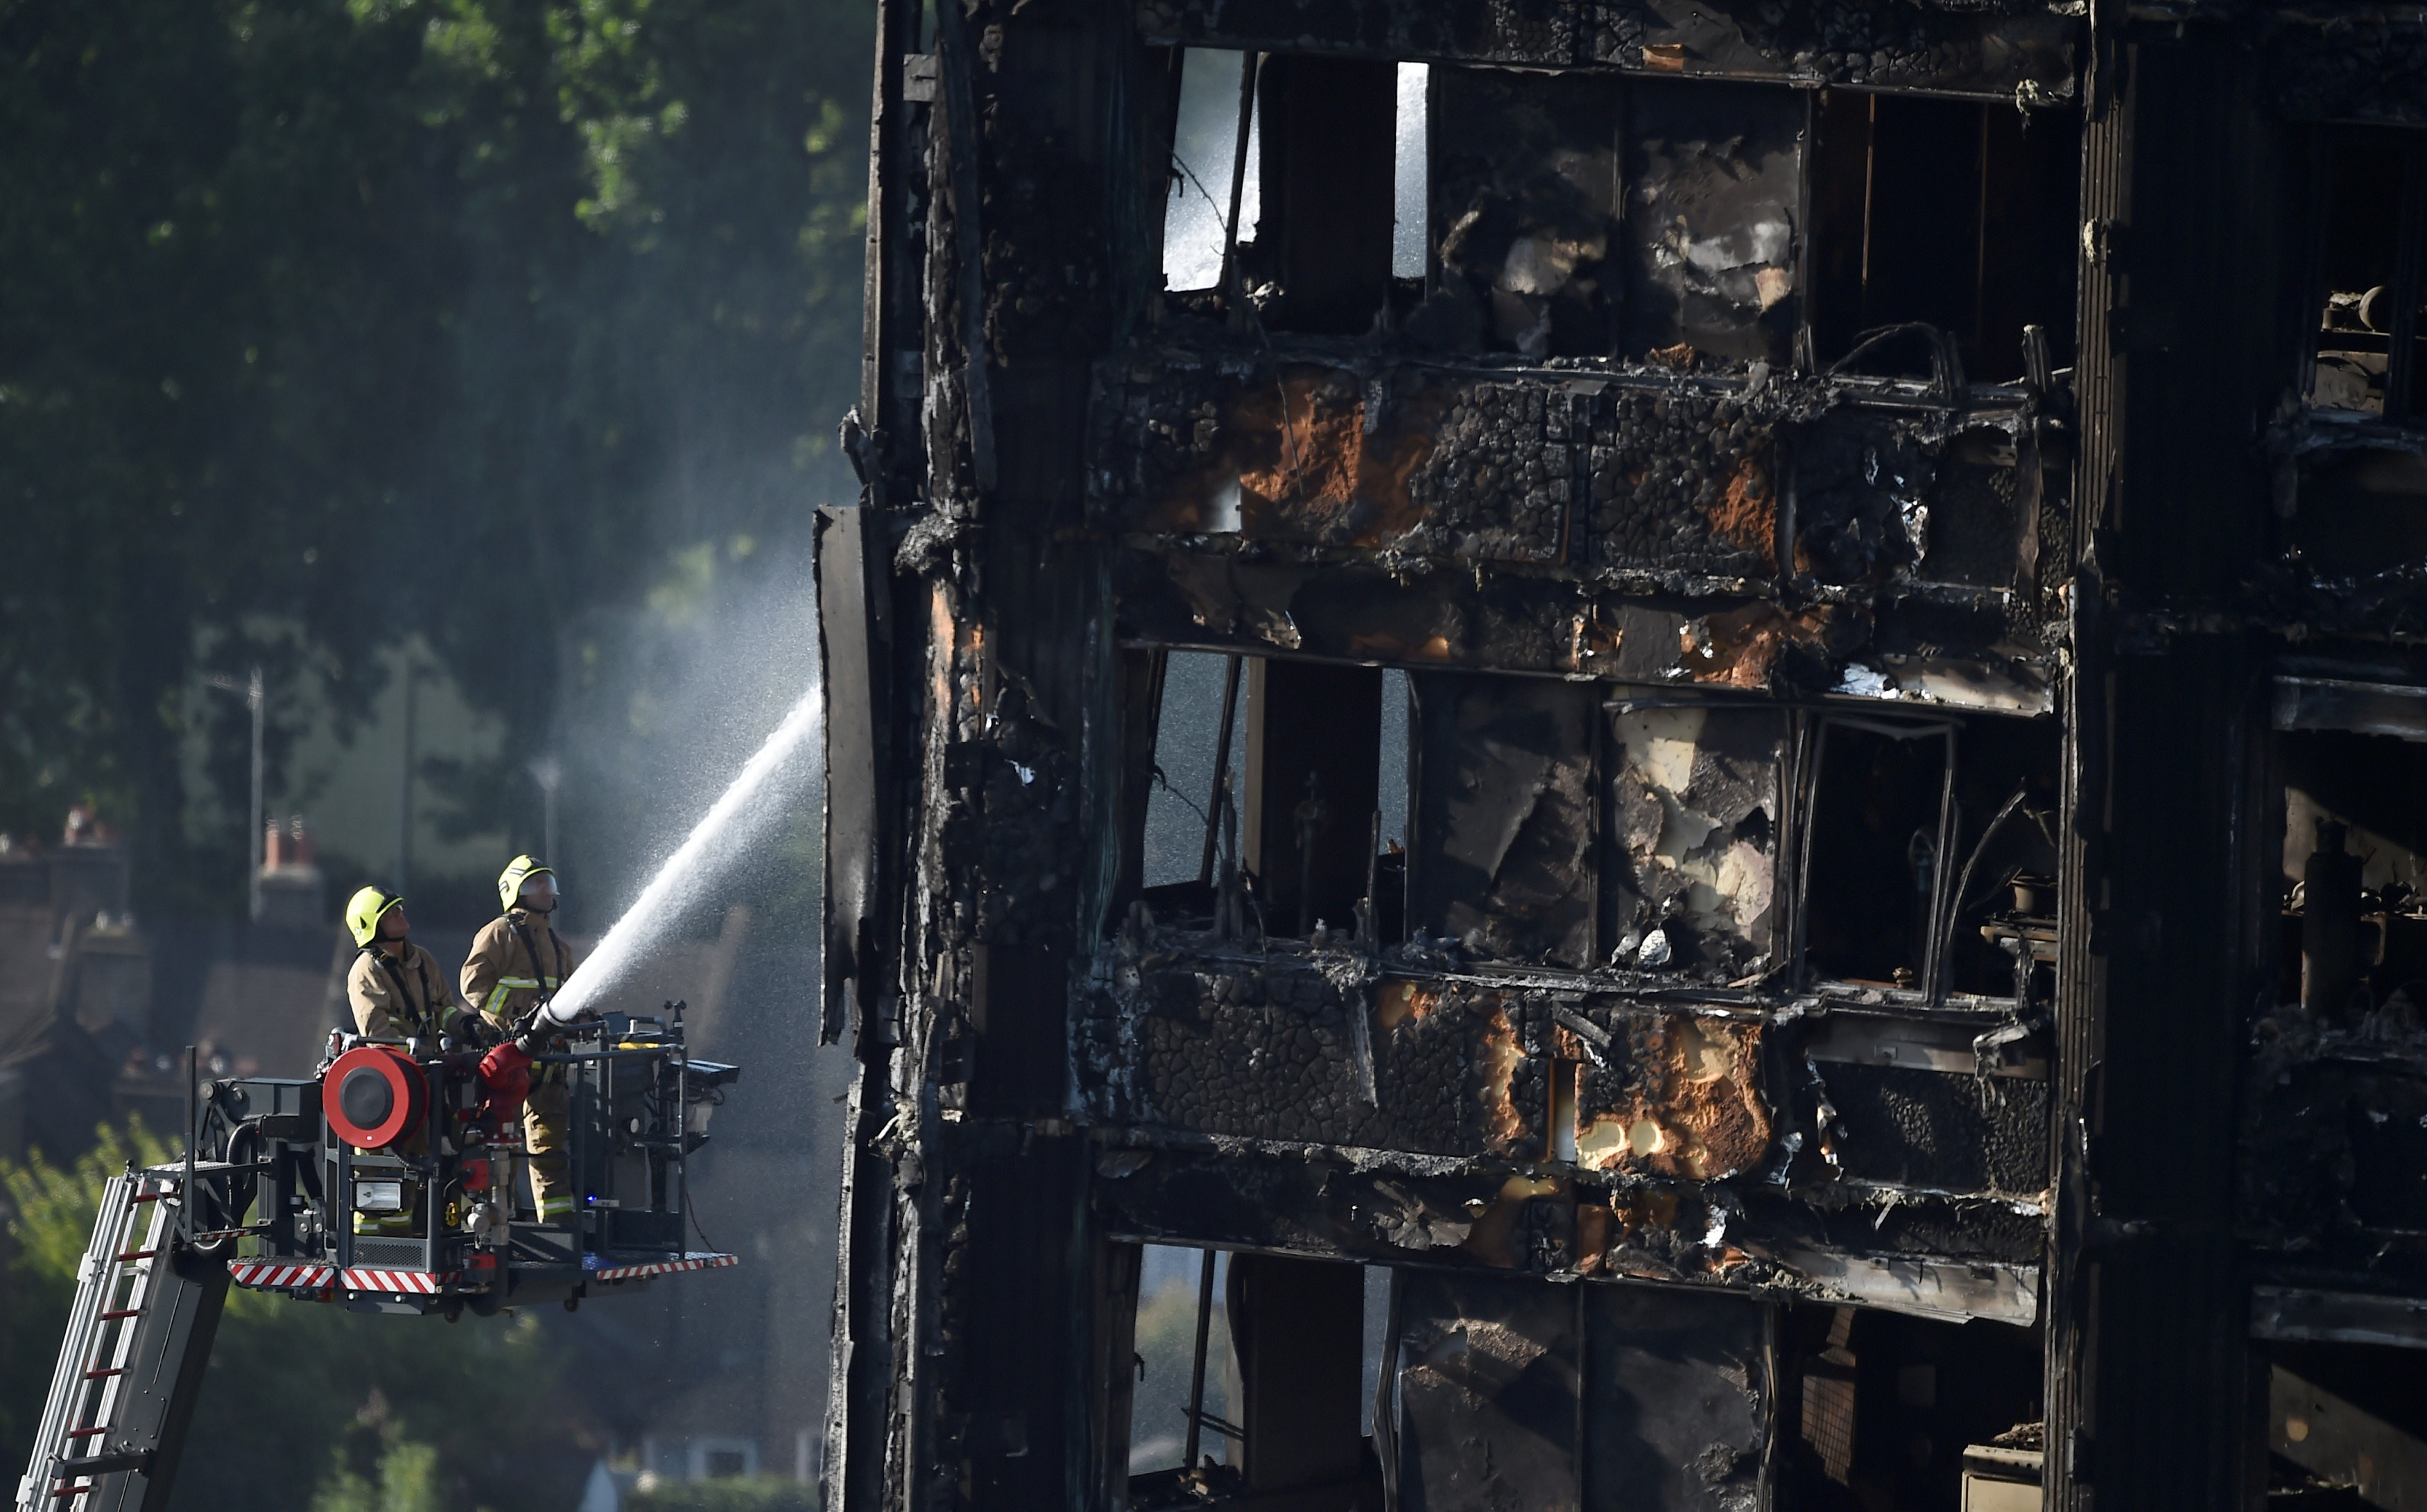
[{"xmin": 544, "ymin": 685, "xmax": 822, "ymax": 1022}]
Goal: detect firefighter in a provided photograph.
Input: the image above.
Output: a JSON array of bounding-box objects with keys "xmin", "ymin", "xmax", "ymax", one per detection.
[
  {"xmin": 343, "ymin": 886, "xmax": 481, "ymax": 1044},
  {"xmin": 462, "ymin": 855, "xmax": 580, "ymax": 1225},
  {"xmin": 342, "ymin": 885, "xmax": 476, "ymax": 1235}
]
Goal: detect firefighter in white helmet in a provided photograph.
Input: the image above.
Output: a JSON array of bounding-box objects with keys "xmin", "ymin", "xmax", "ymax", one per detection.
[{"xmin": 461, "ymin": 855, "xmax": 581, "ymax": 1225}]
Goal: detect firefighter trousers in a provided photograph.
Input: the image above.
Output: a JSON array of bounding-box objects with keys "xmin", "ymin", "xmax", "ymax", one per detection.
[{"xmin": 524, "ymin": 1075, "xmax": 573, "ymax": 1224}]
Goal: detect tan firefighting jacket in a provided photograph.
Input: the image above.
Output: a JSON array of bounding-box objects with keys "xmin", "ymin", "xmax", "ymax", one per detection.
[
  {"xmin": 347, "ymin": 941, "xmax": 467, "ymax": 1041},
  {"xmin": 462, "ymin": 907, "xmax": 580, "ymax": 1029}
]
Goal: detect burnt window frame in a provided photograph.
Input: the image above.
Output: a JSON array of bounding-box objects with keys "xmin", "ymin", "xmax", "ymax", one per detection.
[
  {"xmin": 1116, "ymin": 654, "xmax": 2056, "ymax": 1010},
  {"xmin": 1152, "ymin": 48, "xmax": 1405, "ymax": 333},
  {"xmin": 1802, "ymin": 89, "xmax": 2084, "ymax": 388},
  {"xmin": 1145, "ymin": 50, "xmax": 2083, "ymax": 390},
  {"xmin": 1107, "ymin": 1240, "xmax": 1385, "ymax": 1506},
  {"xmin": 1792, "ymin": 712, "xmax": 1962, "ymax": 997},
  {"xmin": 1788, "ymin": 706, "xmax": 2059, "ymax": 1007},
  {"xmin": 1119, "ymin": 647, "xmax": 1413, "ymax": 946},
  {"xmin": 2265, "ymin": 675, "xmax": 2427, "ymax": 1022},
  {"xmin": 2301, "ymin": 123, "xmax": 2427, "ymax": 424}
]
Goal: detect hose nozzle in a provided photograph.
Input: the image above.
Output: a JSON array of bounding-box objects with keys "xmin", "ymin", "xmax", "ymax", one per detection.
[{"xmin": 532, "ymin": 993, "xmax": 593, "ymax": 1031}]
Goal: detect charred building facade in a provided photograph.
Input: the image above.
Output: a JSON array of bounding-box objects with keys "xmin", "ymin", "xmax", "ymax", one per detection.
[{"xmin": 817, "ymin": 1, "xmax": 2427, "ymax": 1505}]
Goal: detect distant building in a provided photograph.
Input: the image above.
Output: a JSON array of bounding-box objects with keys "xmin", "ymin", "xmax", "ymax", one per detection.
[
  {"xmin": 255, "ymin": 816, "xmax": 327, "ymax": 933},
  {"xmin": 0, "ymin": 812, "xmax": 352, "ymax": 1164},
  {"xmin": 0, "ymin": 829, "xmax": 182, "ymax": 1161}
]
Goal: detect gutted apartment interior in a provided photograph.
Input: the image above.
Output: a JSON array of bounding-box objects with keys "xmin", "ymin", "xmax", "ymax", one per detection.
[{"xmin": 818, "ymin": 1, "xmax": 2427, "ymax": 1507}]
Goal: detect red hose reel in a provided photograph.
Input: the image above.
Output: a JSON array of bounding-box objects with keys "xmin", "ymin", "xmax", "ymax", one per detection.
[
  {"xmin": 322, "ymin": 1045, "xmax": 428, "ymax": 1149},
  {"xmin": 322, "ymin": 1040, "xmax": 535, "ymax": 1152}
]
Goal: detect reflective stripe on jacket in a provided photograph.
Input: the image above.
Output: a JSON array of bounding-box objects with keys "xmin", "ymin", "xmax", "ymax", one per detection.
[
  {"xmin": 461, "ymin": 909, "xmax": 579, "ymax": 1027},
  {"xmin": 347, "ymin": 942, "xmax": 464, "ymax": 1041}
]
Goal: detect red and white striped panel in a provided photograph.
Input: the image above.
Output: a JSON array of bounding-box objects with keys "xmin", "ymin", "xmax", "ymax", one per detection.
[
  {"xmin": 588, "ymin": 1251, "xmax": 739, "ymax": 1283},
  {"xmin": 227, "ymin": 1260, "xmax": 459, "ymax": 1296},
  {"xmin": 340, "ymin": 1268, "xmax": 458, "ymax": 1294},
  {"xmin": 228, "ymin": 1260, "xmax": 337, "ymax": 1290}
]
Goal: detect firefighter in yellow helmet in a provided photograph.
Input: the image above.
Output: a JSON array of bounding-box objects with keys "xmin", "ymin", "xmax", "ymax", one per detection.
[
  {"xmin": 343, "ymin": 886, "xmax": 482, "ymax": 1043},
  {"xmin": 343, "ymin": 886, "xmax": 479, "ymax": 1235},
  {"xmin": 461, "ymin": 856, "xmax": 581, "ymax": 1224}
]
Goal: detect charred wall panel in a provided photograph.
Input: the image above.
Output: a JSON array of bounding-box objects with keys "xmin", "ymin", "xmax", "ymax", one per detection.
[
  {"xmin": 931, "ymin": 1122, "xmax": 1089, "ymax": 1506},
  {"xmin": 1790, "ymin": 412, "xmax": 2045, "ymax": 593},
  {"xmin": 817, "ymin": 504, "xmax": 891, "ymax": 1045},
  {"xmin": 1815, "ymin": 1062, "xmax": 2049, "ymax": 1199},
  {"xmin": 966, "ymin": 942, "xmax": 1075, "ymax": 1117},
  {"xmin": 1621, "ymin": 79, "xmax": 1803, "ymax": 367},
  {"xmin": 1581, "ymin": 1285, "xmax": 1766, "ymax": 1512},
  {"xmin": 1076, "ymin": 961, "xmax": 1535, "ymax": 1157},
  {"xmin": 1133, "ymin": 0, "xmax": 2079, "ymax": 100},
  {"xmin": 1087, "ymin": 361, "xmax": 1575, "ymax": 564},
  {"xmin": 1093, "ymin": 1143, "xmax": 1768, "ymax": 1283},
  {"xmin": 1581, "ymin": 385, "xmax": 1778, "ymax": 582},
  {"xmin": 1571, "ymin": 1013, "xmax": 1772, "ymax": 1183},
  {"xmin": 1603, "ymin": 704, "xmax": 1784, "ymax": 983},
  {"xmin": 1088, "ymin": 345, "xmax": 2061, "ymax": 600},
  {"xmin": 1789, "ymin": 408, "xmax": 1935, "ymax": 586},
  {"xmin": 1430, "ymin": 67, "xmax": 1624, "ymax": 360},
  {"xmin": 1398, "ymin": 1270, "xmax": 1582, "ymax": 1512},
  {"xmin": 1089, "ymin": 353, "xmax": 2063, "ymax": 649},
  {"xmin": 1410, "ymin": 672, "xmax": 1600, "ymax": 967}
]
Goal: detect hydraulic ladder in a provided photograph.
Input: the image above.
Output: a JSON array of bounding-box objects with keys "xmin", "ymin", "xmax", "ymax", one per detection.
[{"xmin": 12, "ymin": 1168, "xmax": 228, "ymax": 1512}]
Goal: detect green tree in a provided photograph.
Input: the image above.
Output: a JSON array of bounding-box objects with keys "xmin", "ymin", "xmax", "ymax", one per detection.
[
  {"xmin": 0, "ymin": 0, "xmax": 868, "ymax": 912},
  {"xmin": 311, "ymin": 1431, "xmax": 442, "ymax": 1512},
  {"xmin": 0, "ymin": 0, "xmax": 454, "ymax": 904},
  {"xmin": 627, "ymin": 1475, "xmax": 822, "ymax": 1512}
]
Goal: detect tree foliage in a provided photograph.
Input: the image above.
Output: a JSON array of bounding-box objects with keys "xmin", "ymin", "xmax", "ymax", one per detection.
[
  {"xmin": 0, "ymin": 0, "xmax": 869, "ymax": 910},
  {"xmin": 629, "ymin": 1474, "xmax": 822, "ymax": 1511},
  {"xmin": 309, "ymin": 1434, "xmax": 442, "ymax": 1512}
]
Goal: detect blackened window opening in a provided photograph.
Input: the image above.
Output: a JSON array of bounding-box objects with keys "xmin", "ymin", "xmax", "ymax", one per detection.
[
  {"xmin": 1809, "ymin": 93, "xmax": 2080, "ymax": 385},
  {"xmin": 1129, "ymin": 1245, "xmax": 1234, "ymax": 1481},
  {"xmin": 1392, "ymin": 64, "xmax": 1428, "ymax": 281},
  {"xmin": 1225, "ymin": 1254, "xmax": 1372, "ymax": 1500},
  {"xmin": 1938, "ymin": 720, "xmax": 2062, "ymax": 1000},
  {"xmin": 2263, "ymin": 1341, "xmax": 2427, "ymax": 1500},
  {"xmin": 1245, "ymin": 55, "xmax": 1400, "ymax": 333},
  {"xmin": 1141, "ymin": 651, "xmax": 1242, "ymax": 905},
  {"xmin": 1134, "ymin": 655, "xmax": 1408, "ymax": 941},
  {"xmin": 2277, "ymin": 728, "xmax": 2427, "ymax": 1023},
  {"xmin": 1802, "ymin": 720, "xmax": 1954, "ymax": 989},
  {"xmin": 1407, "ymin": 673, "xmax": 1598, "ymax": 968},
  {"xmin": 2311, "ymin": 128, "xmax": 2427, "ymax": 419},
  {"xmin": 1248, "ymin": 659, "xmax": 1383, "ymax": 938},
  {"xmin": 1426, "ymin": 67, "xmax": 1627, "ymax": 360},
  {"xmin": 1781, "ymin": 1305, "xmax": 2042, "ymax": 1507},
  {"xmin": 1162, "ymin": 49, "xmax": 1262, "ymax": 296},
  {"xmin": 1603, "ymin": 700, "xmax": 1788, "ymax": 983}
]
